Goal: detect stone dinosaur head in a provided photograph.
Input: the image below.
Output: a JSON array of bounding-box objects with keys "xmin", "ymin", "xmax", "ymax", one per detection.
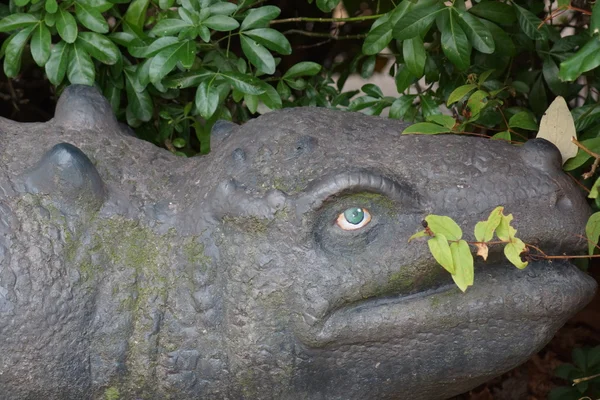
[{"xmin": 0, "ymin": 85, "xmax": 595, "ymax": 400}]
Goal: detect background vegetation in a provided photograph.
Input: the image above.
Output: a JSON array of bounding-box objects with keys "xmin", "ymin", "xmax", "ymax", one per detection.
[{"xmin": 1, "ymin": 0, "xmax": 600, "ymax": 398}]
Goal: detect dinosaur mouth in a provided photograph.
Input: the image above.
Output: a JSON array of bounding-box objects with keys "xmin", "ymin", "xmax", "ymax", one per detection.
[{"xmin": 304, "ymin": 261, "xmax": 596, "ymax": 348}]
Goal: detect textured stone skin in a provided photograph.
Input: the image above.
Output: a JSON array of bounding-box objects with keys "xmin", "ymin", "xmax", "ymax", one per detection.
[{"xmin": 0, "ymin": 85, "xmax": 596, "ymax": 400}]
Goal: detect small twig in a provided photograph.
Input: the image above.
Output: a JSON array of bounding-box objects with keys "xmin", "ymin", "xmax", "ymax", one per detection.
[
  {"xmin": 271, "ymin": 14, "xmax": 384, "ymax": 25},
  {"xmin": 573, "ymin": 372, "xmax": 600, "ymax": 385},
  {"xmin": 567, "ymin": 172, "xmax": 591, "ymax": 193},
  {"xmin": 295, "ymin": 39, "xmax": 332, "ymax": 50},
  {"xmin": 569, "ymin": 5, "xmax": 592, "ymax": 15},
  {"xmin": 6, "ymin": 79, "xmax": 20, "ymax": 112},
  {"xmin": 538, "ymin": 8, "xmax": 568, "ymax": 29},
  {"xmin": 574, "ymin": 233, "xmax": 600, "ymax": 253},
  {"xmin": 282, "ymin": 29, "xmax": 367, "ymax": 40},
  {"xmin": 571, "ymin": 137, "xmax": 600, "ymax": 179}
]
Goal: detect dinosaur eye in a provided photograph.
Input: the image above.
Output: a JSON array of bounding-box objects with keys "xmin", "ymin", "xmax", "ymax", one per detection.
[{"xmin": 336, "ymin": 207, "xmax": 372, "ymax": 230}]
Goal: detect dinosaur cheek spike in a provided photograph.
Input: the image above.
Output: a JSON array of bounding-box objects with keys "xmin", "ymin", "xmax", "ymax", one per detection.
[{"xmin": 21, "ymin": 143, "xmax": 106, "ymax": 215}]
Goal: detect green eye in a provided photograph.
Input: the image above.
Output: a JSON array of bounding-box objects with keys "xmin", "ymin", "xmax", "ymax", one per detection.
[
  {"xmin": 336, "ymin": 207, "xmax": 372, "ymax": 231},
  {"xmin": 344, "ymin": 207, "xmax": 365, "ymax": 225}
]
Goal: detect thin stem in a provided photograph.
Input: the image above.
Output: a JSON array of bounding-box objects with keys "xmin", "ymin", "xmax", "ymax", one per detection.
[
  {"xmin": 572, "ymin": 137, "xmax": 600, "ymax": 179},
  {"xmin": 282, "ymin": 29, "xmax": 367, "ymax": 40},
  {"xmin": 271, "ymin": 14, "xmax": 384, "ymax": 25}
]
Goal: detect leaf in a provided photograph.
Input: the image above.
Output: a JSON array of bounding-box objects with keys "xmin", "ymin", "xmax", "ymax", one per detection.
[
  {"xmin": 529, "ymin": 75, "xmax": 548, "ymax": 116},
  {"xmin": 491, "ymin": 130, "xmax": 511, "ymax": 140},
  {"xmin": 30, "ymin": 22, "xmax": 51, "ymax": 66},
  {"xmin": 480, "ymin": 19, "xmax": 515, "ymax": 56},
  {"xmin": 125, "ymin": 67, "xmax": 153, "ymax": 122},
  {"xmin": 243, "ymin": 28, "xmax": 291, "ymax": 55},
  {"xmin": 536, "ymin": 96, "xmax": 577, "ymax": 164},
  {"xmin": 468, "ymin": 2, "xmax": 516, "ymax": 25},
  {"xmin": 496, "ymin": 213, "xmax": 517, "ymax": 242},
  {"xmin": 474, "ymin": 206, "xmax": 503, "ymax": 242},
  {"xmin": 3, "ymin": 26, "xmax": 34, "ymax": 78},
  {"xmin": 259, "ymin": 83, "xmax": 282, "ymax": 111},
  {"xmin": 513, "ymin": 3, "xmax": 547, "ymax": 40},
  {"xmin": 0, "ymin": 13, "xmax": 38, "ymax": 32},
  {"xmin": 363, "ymin": 21, "xmax": 393, "ymax": 56},
  {"xmin": 149, "ymin": 42, "xmax": 189, "ymax": 83},
  {"xmin": 56, "ymin": 8, "xmax": 78, "ymax": 43},
  {"xmin": 426, "ymin": 114, "xmax": 455, "ymax": 129},
  {"xmin": 389, "ymin": 95, "xmax": 415, "ymax": 119},
  {"xmin": 451, "ymin": 240, "xmax": 474, "ymax": 292},
  {"xmin": 67, "ymin": 43, "xmax": 95, "ymax": 85},
  {"xmin": 245, "ymin": 93, "xmax": 258, "ymax": 113},
  {"xmin": 456, "ymin": 10, "xmax": 494, "ymax": 54},
  {"xmin": 447, "ymin": 84, "xmax": 477, "ymax": 105},
  {"xmin": 195, "ymin": 79, "xmax": 220, "ymax": 119},
  {"xmin": 428, "ymin": 234, "xmax": 455, "ymax": 274},
  {"xmin": 124, "ymin": 0, "xmax": 149, "ymax": 31},
  {"xmin": 425, "ymin": 215, "xmax": 462, "ymax": 241},
  {"xmin": 129, "ymin": 36, "xmax": 179, "ymax": 58},
  {"xmin": 45, "ymin": 40, "xmax": 69, "ymax": 85},
  {"xmin": 395, "ymin": 64, "xmax": 416, "ymax": 93},
  {"xmin": 504, "ymin": 238, "xmax": 528, "ymax": 269},
  {"xmin": 240, "ymin": 35, "xmax": 275, "ymax": 74},
  {"xmin": 208, "ymin": 2, "xmax": 238, "ymax": 15},
  {"xmin": 408, "ymin": 229, "xmax": 430, "ymax": 242},
  {"xmin": 46, "ymin": 0, "xmax": 58, "ymax": 13},
  {"xmin": 203, "ymin": 15, "xmax": 239, "ymax": 31},
  {"xmin": 75, "ymin": 1, "xmax": 109, "ymax": 33},
  {"xmin": 509, "ymin": 111, "xmax": 537, "ymax": 130},
  {"xmin": 316, "ymin": 0, "xmax": 340, "ymax": 13},
  {"xmin": 361, "ymin": 83, "xmax": 383, "ymax": 98},
  {"xmin": 393, "ymin": 2, "xmax": 445, "ymax": 41},
  {"xmin": 77, "ymin": 32, "xmax": 119, "ymax": 64},
  {"xmin": 437, "ymin": 9, "xmax": 471, "ymax": 71},
  {"xmin": 241, "ymin": 5, "xmax": 280, "ymax": 31},
  {"xmin": 219, "ymin": 70, "xmax": 265, "ymax": 95},
  {"xmin": 403, "ymin": 36, "xmax": 426, "ymax": 77},
  {"xmin": 592, "ymin": 1, "xmax": 600, "ymax": 35},
  {"xmin": 559, "ymin": 37, "xmax": 600, "ymax": 82},
  {"xmin": 475, "ymin": 242, "xmax": 489, "ymax": 260},
  {"xmin": 564, "ymin": 137, "xmax": 600, "ymax": 171},
  {"xmin": 178, "ymin": 40, "xmax": 196, "ymax": 69},
  {"xmin": 543, "ymin": 56, "xmax": 568, "ymax": 96},
  {"xmin": 589, "ymin": 178, "xmax": 600, "ymax": 199},
  {"xmin": 466, "ymin": 90, "xmax": 488, "ymax": 119},
  {"xmin": 283, "ymin": 61, "xmax": 321, "ymax": 78},
  {"xmin": 586, "ymin": 212, "xmax": 600, "ymax": 255},
  {"xmin": 361, "ymin": 55, "xmax": 376, "ymax": 79},
  {"xmin": 402, "ymin": 122, "xmax": 451, "ymax": 135},
  {"xmin": 151, "ymin": 19, "xmax": 194, "ymax": 37}
]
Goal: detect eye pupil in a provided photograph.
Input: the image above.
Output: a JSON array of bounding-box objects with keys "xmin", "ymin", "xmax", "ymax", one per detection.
[{"xmin": 344, "ymin": 207, "xmax": 364, "ymax": 225}]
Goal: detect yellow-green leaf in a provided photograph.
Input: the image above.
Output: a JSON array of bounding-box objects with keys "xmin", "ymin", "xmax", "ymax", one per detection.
[
  {"xmin": 402, "ymin": 122, "xmax": 451, "ymax": 135},
  {"xmin": 450, "ymin": 240, "xmax": 474, "ymax": 292},
  {"xmin": 495, "ymin": 213, "xmax": 515, "ymax": 242},
  {"xmin": 585, "ymin": 212, "xmax": 600, "ymax": 255},
  {"xmin": 504, "ymin": 239, "xmax": 528, "ymax": 269},
  {"xmin": 428, "ymin": 234, "xmax": 455, "ymax": 274},
  {"xmin": 447, "ymin": 83, "xmax": 477, "ymax": 105},
  {"xmin": 408, "ymin": 229, "xmax": 429, "ymax": 242},
  {"xmin": 425, "ymin": 215, "xmax": 462, "ymax": 240}
]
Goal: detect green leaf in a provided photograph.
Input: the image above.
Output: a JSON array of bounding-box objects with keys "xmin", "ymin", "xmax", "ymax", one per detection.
[
  {"xmin": 45, "ymin": 40, "xmax": 69, "ymax": 85},
  {"xmin": 403, "ymin": 36, "xmax": 426, "ymax": 77},
  {"xmin": 56, "ymin": 8, "xmax": 78, "ymax": 43},
  {"xmin": 447, "ymin": 83, "xmax": 477, "ymax": 105},
  {"xmin": 178, "ymin": 40, "xmax": 196, "ymax": 69},
  {"xmin": 77, "ymin": 32, "xmax": 119, "ymax": 64},
  {"xmin": 129, "ymin": 37, "xmax": 179, "ymax": 58},
  {"xmin": 149, "ymin": 42, "xmax": 190, "ymax": 83},
  {"xmin": 283, "ymin": 61, "xmax": 321, "ymax": 79},
  {"xmin": 195, "ymin": 79, "xmax": 220, "ymax": 119},
  {"xmin": 495, "ymin": 213, "xmax": 516, "ymax": 242},
  {"xmin": 426, "ymin": 114, "xmax": 455, "ymax": 129},
  {"xmin": 509, "ymin": 111, "xmax": 537, "ymax": 130},
  {"xmin": 361, "ymin": 55, "xmax": 376, "ymax": 79},
  {"xmin": 241, "ymin": 5, "xmax": 280, "ymax": 31},
  {"xmin": 408, "ymin": 229, "xmax": 429, "ymax": 242},
  {"xmin": 428, "ymin": 234, "xmax": 455, "ymax": 274},
  {"xmin": 420, "ymin": 93, "xmax": 441, "ymax": 118},
  {"xmin": 393, "ymin": 2, "xmax": 445, "ymax": 40},
  {"xmin": 456, "ymin": 10, "xmax": 494, "ymax": 54},
  {"xmin": 425, "ymin": 215, "xmax": 462, "ymax": 241},
  {"xmin": 450, "ymin": 240, "xmax": 474, "ymax": 292},
  {"xmin": 586, "ymin": 212, "xmax": 600, "ymax": 255},
  {"xmin": 316, "ymin": 0, "xmax": 340, "ymax": 13},
  {"xmin": 208, "ymin": 2, "xmax": 238, "ymax": 15},
  {"xmin": 45, "ymin": 0, "xmax": 58, "ymax": 13},
  {"xmin": 163, "ymin": 69, "xmax": 213, "ymax": 88},
  {"xmin": 259, "ymin": 83, "xmax": 282, "ymax": 111},
  {"xmin": 277, "ymin": 80, "xmax": 291, "ymax": 99},
  {"xmin": 474, "ymin": 206, "xmax": 503, "ymax": 242},
  {"xmin": 30, "ymin": 22, "xmax": 51, "ymax": 66},
  {"xmin": 75, "ymin": 1, "xmax": 108, "ymax": 33},
  {"xmin": 125, "ymin": 67, "xmax": 153, "ymax": 122},
  {"xmin": 542, "ymin": 56, "xmax": 568, "ymax": 96},
  {"xmin": 480, "ymin": 19, "xmax": 515, "ymax": 56},
  {"xmin": 240, "ymin": 35, "xmax": 275, "ymax": 74},
  {"xmin": 3, "ymin": 25, "xmax": 34, "ymax": 78},
  {"xmin": 363, "ymin": 21, "xmax": 393, "ymax": 56},
  {"xmin": 529, "ymin": 75, "xmax": 548, "ymax": 116},
  {"xmin": 559, "ymin": 37, "xmax": 600, "ymax": 82},
  {"xmin": 589, "ymin": 177, "xmax": 600, "ymax": 199},
  {"xmin": 361, "ymin": 83, "xmax": 383, "ymax": 98},
  {"xmin": 103, "ymin": 84, "xmax": 121, "ymax": 114},
  {"xmin": 67, "ymin": 43, "xmax": 95, "ymax": 85},
  {"xmin": 504, "ymin": 238, "xmax": 528, "ymax": 269},
  {"xmin": 491, "ymin": 130, "xmax": 511, "ymax": 140},
  {"xmin": 245, "ymin": 93, "xmax": 258, "ymax": 113},
  {"xmin": 389, "ymin": 95, "xmax": 415, "ymax": 119},
  {"xmin": 124, "ymin": 0, "xmax": 149, "ymax": 31},
  {"xmin": 402, "ymin": 122, "xmax": 451, "ymax": 134},
  {"xmin": 395, "ymin": 64, "xmax": 416, "ymax": 93},
  {"xmin": 564, "ymin": 137, "xmax": 600, "ymax": 171},
  {"xmin": 591, "ymin": 1, "xmax": 600, "ymax": 35},
  {"xmin": 0, "ymin": 13, "xmax": 38, "ymax": 32},
  {"xmin": 468, "ymin": 2, "xmax": 516, "ymax": 25},
  {"xmin": 437, "ymin": 9, "xmax": 471, "ymax": 71},
  {"xmin": 243, "ymin": 28, "xmax": 291, "ymax": 55},
  {"xmin": 203, "ymin": 15, "xmax": 239, "ymax": 31},
  {"xmin": 151, "ymin": 19, "xmax": 193, "ymax": 37},
  {"xmin": 220, "ymin": 70, "xmax": 265, "ymax": 95},
  {"xmin": 513, "ymin": 3, "xmax": 547, "ymax": 40}
]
